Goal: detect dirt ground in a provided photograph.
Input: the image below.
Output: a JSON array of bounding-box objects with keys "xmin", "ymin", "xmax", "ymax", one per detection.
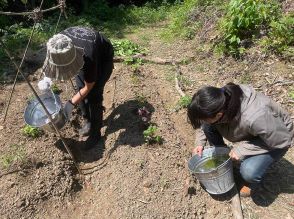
[{"xmin": 1, "ymin": 21, "xmax": 294, "ymax": 219}]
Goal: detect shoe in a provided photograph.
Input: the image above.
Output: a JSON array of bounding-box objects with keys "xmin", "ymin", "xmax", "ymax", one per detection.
[
  {"xmin": 79, "ymin": 121, "xmax": 91, "ymax": 136},
  {"xmin": 83, "ymin": 135, "xmax": 101, "ymax": 151},
  {"xmin": 240, "ymin": 185, "xmax": 251, "ymax": 197}
]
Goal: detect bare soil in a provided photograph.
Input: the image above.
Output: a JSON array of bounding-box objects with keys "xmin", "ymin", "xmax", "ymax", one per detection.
[{"xmin": 0, "ymin": 23, "xmax": 294, "ymax": 219}]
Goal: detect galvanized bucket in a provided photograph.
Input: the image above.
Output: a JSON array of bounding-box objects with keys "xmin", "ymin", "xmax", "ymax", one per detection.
[
  {"xmin": 188, "ymin": 147, "xmax": 235, "ymax": 195},
  {"xmin": 24, "ymin": 92, "xmax": 67, "ymax": 132}
]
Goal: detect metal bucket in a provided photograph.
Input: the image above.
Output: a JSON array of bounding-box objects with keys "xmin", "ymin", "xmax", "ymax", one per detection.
[
  {"xmin": 24, "ymin": 92, "xmax": 67, "ymax": 133},
  {"xmin": 188, "ymin": 147, "xmax": 235, "ymax": 195}
]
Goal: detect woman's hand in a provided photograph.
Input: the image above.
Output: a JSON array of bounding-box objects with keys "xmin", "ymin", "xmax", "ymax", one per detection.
[
  {"xmin": 192, "ymin": 146, "xmax": 204, "ymax": 156},
  {"xmin": 229, "ymin": 150, "xmax": 240, "ymax": 161}
]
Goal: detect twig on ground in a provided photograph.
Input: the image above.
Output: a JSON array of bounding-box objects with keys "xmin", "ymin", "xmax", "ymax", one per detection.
[
  {"xmin": 137, "ymin": 199, "xmax": 151, "ymax": 204},
  {"xmin": 273, "ymin": 80, "xmax": 294, "ymax": 86},
  {"xmin": 173, "ymin": 62, "xmax": 186, "ymax": 97}
]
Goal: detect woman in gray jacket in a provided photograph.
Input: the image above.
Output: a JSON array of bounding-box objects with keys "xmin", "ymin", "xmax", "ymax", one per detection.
[{"xmin": 187, "ymin": 83, "xmax": 293, "ymax": 196}]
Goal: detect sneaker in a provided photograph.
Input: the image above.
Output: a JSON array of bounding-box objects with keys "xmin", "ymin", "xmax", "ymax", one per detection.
[
  {"xmin": 79, "ymin": 122, "xmax": 91, "ymax": 137},
  {"xmin": 83, "ymin": 135, "xmax": 101, "ymax": 151},
  {"xmin": 240, "ymin": 185, "xmax": 251, "ymax": 197}
]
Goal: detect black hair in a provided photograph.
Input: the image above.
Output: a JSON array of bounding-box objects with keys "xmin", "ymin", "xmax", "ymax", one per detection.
[{"xmin": 187, "ymin": 83, "xmax": 243, "ymax": 128}]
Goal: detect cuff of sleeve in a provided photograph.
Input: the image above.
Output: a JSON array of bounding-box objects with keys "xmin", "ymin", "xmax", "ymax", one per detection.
[
  {"xmin": 232, "ymin": 146, "xmax": 245, "ymax": 161},
  {"xmin": 69, "ymin": 100, "xmax": 76, "ymax": 107}
]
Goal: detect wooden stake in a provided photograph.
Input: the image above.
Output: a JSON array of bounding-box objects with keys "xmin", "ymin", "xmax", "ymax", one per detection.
[{"xmin": 231, "ymin": 186, "xmax": 244, "ymax": 219}]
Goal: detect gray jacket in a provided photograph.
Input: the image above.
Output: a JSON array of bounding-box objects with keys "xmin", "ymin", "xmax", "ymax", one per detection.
[{"xmin": 196, "ymin": 84, "xmax": 294, "ymax": 160}]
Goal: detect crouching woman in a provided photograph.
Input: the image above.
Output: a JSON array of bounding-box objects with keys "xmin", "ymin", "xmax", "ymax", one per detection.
[{"xmin": 187, "ymin": 83, "xmax": 293, "ymax": 196}]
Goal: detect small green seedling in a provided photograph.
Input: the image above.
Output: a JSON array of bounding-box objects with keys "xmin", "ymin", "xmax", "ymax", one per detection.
[
  {"xmin": 0, "ymin": 144, "xmax": 26, "ymax": 169},
  {"xmin": 22, "ymin": 125, "xmax": 43, "ymax": 138},
  {"xmin": 289, "ymin": 90, "xmax": 294, "ymax": 100},
  {"xmin": 51, "ymin": 83, "xmax": 62, "ymax": 94},
  {"xmin": 135, "ymin": 93, "xmax": 147, "ymax": 107},
  {"xmin": 174, "ymin": 95, "xmax": 192, "ymax": 111},
  {"xmin": 143, "ymin": 124, "xmax": 163, "ymax": 145}
]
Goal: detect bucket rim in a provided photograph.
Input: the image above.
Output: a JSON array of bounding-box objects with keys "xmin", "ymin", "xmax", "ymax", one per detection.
[{"xmin": 188, "ymin": 146, "xmax": 231, "ymax": 174}]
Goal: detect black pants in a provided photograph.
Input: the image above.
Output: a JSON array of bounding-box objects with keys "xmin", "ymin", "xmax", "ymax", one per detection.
[{"xmin": 75, "ymin": 59, "xmax": 114, "ymax": 136}]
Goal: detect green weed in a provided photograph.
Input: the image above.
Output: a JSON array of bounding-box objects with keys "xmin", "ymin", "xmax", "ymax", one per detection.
[
  {"xmin": 239, "ymin": 73, "xmax": 252, "ymax": 84},
  {"xmin": 51, "ymin": 83, "xmax": 62, "ymax": 94},
  {"xmin": 135, "ymin": 92, "xmax": 148, "ymax": 107},
  {"xmin": 289, "ymin": 90, "xmax": 294, "ymax": 100},
  {"xmin": 22, "ymin": 125, "xmax": 43, "ymax": 138},
  {"xmin": 161, "ymin": 0, "xmax": 200, "ymax": 40},
  {"xmin": 175, "ymin": 95, "xmax": 192, "ymax": 111},
  {"xmin": 0, "ymin": 144, "xmax": 26, "ymax": 169},
  {"xmin": 143, "ymin": 124, "xmax": 163, "ymax": 145},
  {"xmin": 260, "ymin": 14, "xmax": 294, "ymax": 57},
  {"xmin": 112, "ymin": 39, "xmax": 144, "ymax": 57},
  {"xmin": 218, "ymin": 0, "xmax": 280, "ymax": 56}
]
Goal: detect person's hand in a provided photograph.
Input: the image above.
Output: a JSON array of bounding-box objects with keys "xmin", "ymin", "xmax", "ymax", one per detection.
[
  {"xmin": 229, "ymin": 150, "xmax": 240, "ymax": 161},
  {"xmin": 192, "ymin": 146, "xmax": 204, "ymax": 156},
  {"xmin": 63, "ymin": 100, "xmax": 75, "ymax": 120}
]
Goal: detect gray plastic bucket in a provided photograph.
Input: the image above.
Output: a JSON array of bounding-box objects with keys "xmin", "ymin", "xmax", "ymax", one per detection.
[{"xmin": 188, "ymin": 147, "xmax": 235, "ymax": 195}]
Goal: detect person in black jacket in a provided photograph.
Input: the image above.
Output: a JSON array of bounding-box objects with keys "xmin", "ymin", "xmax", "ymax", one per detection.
[{"xmin": 42, "ymin": 27, "xmax": 114, "ymax": 150}]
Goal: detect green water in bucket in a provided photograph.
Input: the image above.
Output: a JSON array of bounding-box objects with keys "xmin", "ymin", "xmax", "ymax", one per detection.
[{"xmin": 195, "ymin": 155, "xmax": 230, "ymax": 172}]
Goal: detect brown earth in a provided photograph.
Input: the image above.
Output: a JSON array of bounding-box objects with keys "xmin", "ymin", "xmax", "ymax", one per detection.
[{"xmin": 0, "ymin": 21, "xmax": 294, "ymax": 219}]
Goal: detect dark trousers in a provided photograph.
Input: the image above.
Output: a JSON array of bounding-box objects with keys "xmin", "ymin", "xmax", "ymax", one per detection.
[
  {"xmin": 75, "ymin": 59, "xmax": 114, "ymax": 136},
  {"xmin": 202, "ymin": 123, "xmax": 288, "ymax": 185}
]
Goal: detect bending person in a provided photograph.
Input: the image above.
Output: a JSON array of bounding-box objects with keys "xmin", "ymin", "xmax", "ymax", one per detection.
[
  {"xmin": 187, "ymin": 83, "xmax": 293, "ymax": 197},
  {"xmin": 42, "ymin": 26, "xmax": 114, "ymax": 150}
]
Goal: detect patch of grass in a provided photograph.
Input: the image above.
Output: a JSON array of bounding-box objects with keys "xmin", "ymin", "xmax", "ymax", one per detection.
[
  {"xmin": 22, "ymin": 125, "xmax": 43, "ymax": 138},
  {"xmin": 178, "ymin": 75, "xmax": 193, "ymax": 87},
  {"xmin": 161, "ymin": 0, "xmax": 201, "ymax": 40},
  {"xmin": 130, "ymin": 73, "xmax": 140, "ymax": 85},
  {"xmin": 239, "ymin": 73, "xmax": 252, "ymax": 84},
  {"xmin": 80, "ymin": 0, "xmax": 173, "ymax": 37},
  {"xmin": 0, "ymin": 144, "xmax": 26, "ymax": 169},
  {"xmin": 161, "ymin": 0, "xmax": 223, "ymax": 41},
  {"xmin": 174, "ymin": 95, "xmax": 192, "ymax": 111},
  {"xmin": 260, "ymin": 14, "xmax": 294, "ymax": 58},
  {"xmin": 289, "ymin": 90, "xmax": 294, "ymax": 100},
  {"xmin": 135, "ymin": 92, "xmax": 148, "ymax": 107},
  {"xmin": 143, "ymin": 124, "xmax": 163, "ymax": 145}
]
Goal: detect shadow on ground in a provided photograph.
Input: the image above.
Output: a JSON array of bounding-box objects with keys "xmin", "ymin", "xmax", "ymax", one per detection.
[
  {"xmin": 193, "ymin": 157, "xmax": 294, "ymax": 207},
  {"xmin": 104, "ymin": 99, "xmax": 155, "ymax": 149},
  {"xmin": 251, "ymin": 158, "xmax": 294, "ymax": 207},
  {"xmin": 55, "ymin": 99, "xmax": 154, "ymax": 166}
]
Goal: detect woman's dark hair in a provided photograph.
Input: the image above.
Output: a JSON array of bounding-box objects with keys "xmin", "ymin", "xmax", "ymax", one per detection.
[{"xmin": 187, "ymin": 83, "xmax": 243, "ymax": 128}]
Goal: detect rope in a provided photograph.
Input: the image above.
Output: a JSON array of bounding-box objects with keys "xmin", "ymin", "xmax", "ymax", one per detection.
[
  {"xmin": 1, "ymin": 40, "xmax": 83, "ymax": 177},
  {"xmin": 1, "ymin": 0, "xmax": 83, "ymax": 177},
  {"xmin": 0, "ymin": 4, "xmax": 62, "ymax": 16},
  {"xmin": 2, "ymin": 22, "xmax": 37, "ymax": 122}
]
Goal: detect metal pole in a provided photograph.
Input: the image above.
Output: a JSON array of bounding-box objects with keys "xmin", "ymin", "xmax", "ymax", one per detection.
[
  {"xmin": 2, "ymin": 23, "xmax": 37, "ymax": 122},
  {"xmin": 0, "ymin": 41, "xmax": 83, "ymax": 177}
]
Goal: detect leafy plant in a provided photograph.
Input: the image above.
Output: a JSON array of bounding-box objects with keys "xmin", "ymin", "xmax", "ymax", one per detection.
[
  {"xmin": 260, "ymin": 14, "xmax": 294, "ymax": 57},
  {"xmin": 51, "ymin": 83, "xmax": 62, "ymax": 94},
  {"xmin": 218, "ymin": 0, "xmax": 279, "ymax": 56},
  {"xmin": 161, "ymin": 0, "xmax": 200, "ymax": 40},
  {"xmin": 143, "ymin": 124, "xmax": 163, "ymax": 144},
  {"xmin": 0, "ymin": 144, "xmax": 26, "ymax": 169},
  {"xmin": 22, "ymin": 125, "xmax": 43, "ymax": 138},
  {"xmin": 175, "ymin": 95, "xmax": 192, "ymax": 111},
  {"xmin": 135, "ymin": 92, "xmax": 148, "ymax": 107},
  {"xmin": 112, "ymin": 39, "xmax": 144, "ymax": 57}
]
